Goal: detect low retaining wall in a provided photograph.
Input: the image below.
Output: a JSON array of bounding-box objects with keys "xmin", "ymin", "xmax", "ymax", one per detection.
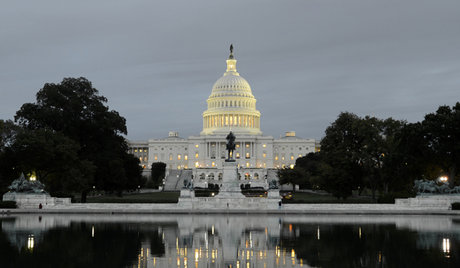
[
  {"xmin": 2, "ymin": 192, "xmax": 71, "ymax": 209},
  {"xmin": 4, "ymin": 194, "xmax": 460, "ymax": 214}
]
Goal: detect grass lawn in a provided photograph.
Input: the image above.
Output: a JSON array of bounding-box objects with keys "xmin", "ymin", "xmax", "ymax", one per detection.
[
  {"xmin": 282, "ymin": 192, "xmax": 377, "ymax": 204},
  {"xmin": 86, "ymin": 191, "xmax": 180, "ymax": 203}
]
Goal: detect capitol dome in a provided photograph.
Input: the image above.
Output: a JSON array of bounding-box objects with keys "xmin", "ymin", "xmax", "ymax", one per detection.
[{"xmin": 201, "ymin": 46, "xmax": 262, "ymax": 136}]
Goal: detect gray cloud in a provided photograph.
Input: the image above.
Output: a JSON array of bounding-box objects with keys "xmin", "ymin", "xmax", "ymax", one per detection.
[{"xmin": 1, "ymin": 0, "xmax": 459, "ymax": 141}]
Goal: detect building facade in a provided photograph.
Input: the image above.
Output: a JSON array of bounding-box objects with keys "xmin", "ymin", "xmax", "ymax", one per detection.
[{"xmin": 129, "ymin": 47, "xmax": 318, "ymax": 186}]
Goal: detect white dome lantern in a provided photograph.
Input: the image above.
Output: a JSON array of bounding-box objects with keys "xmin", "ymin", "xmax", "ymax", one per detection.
[{"xmin": 201, "ymin": 45, "xmax": 262, "ymax": 136}]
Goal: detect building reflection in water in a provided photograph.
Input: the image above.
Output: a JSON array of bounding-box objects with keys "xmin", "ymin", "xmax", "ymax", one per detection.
[{"xmin": 1, "ymin": 215, "xmax": 459, "ymax": 267}]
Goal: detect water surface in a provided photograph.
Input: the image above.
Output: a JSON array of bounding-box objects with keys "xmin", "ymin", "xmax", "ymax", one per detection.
[{"xmin": 1, "ymin": 214, "xmax": 459, "ymax": 267}]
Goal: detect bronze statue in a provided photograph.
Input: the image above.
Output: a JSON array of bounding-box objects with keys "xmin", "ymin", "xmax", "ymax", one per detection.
[
  {"xmin": 226, "ymin": 131, "xmax": 236, "ymax": 161},
  {"xmin": 229, "ymin": 44, "xmax": 234, "ymax": 59}
]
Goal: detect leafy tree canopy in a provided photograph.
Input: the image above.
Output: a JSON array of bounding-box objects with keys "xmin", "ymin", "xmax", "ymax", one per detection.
[{"xmin": 12, "ymin": 77, "xmax": 141, "ymax": 201}]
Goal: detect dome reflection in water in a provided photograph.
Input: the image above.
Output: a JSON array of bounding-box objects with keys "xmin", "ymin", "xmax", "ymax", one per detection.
[{"xmin": 0, "ymin": 215, "xmax": 459, "ymax": 267}]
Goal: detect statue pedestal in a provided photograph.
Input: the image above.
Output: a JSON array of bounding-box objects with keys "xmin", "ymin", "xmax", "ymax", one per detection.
[
  {"xmin": 216, "ymin": 161, "xmax": 245, "ymax": 198},
  {"xmin": 267, "ymin": 190, "xmax": 280, "ymax": 199}
]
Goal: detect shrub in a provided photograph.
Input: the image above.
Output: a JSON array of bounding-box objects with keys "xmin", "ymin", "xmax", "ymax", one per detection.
[{"xmin": 0, "ymin": 201, "xmax": 17, "ymax": 208}]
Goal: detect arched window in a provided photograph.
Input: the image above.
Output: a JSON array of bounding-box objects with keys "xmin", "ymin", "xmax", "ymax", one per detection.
[
  {"xmin": 208, "ymin": 173, "xmax": 215, "ymax": 180},
  {"xmin": 254, "ymin": 173, "xmax": 259, "ymax": 180},
  {"xmin": 200, "ymin": 173, "xmax": 205, "ymax": 180},
  {"xmin": 245, "ymin": 173, "xmax": 251, "ymax": 180},
  {"xmin": 218, "ymin": 173, "xmax": 223, "ymax": 180}
]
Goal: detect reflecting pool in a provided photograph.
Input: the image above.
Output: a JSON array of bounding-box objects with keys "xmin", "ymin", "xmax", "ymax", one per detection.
[{"xmin": 1, "ymin": 214, "xmax": 459, "ymax": 267}]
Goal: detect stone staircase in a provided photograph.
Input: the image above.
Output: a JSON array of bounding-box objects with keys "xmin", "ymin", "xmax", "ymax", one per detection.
[
  {"xmin": 163, "ymin": 170, "xmax": 181, "ymax": 191},
  {"xmin": 163, "ymin": 169, "xmax": 193, "ymax": 191},
  {"xmin": 178, "ymin": 169, "xmax": 192, "ymax": 189}
]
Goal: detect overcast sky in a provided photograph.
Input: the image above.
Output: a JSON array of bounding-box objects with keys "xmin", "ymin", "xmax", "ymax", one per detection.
[{"xmin": 1, "ymin": 0, "xmax": 459, "ymax": 141}]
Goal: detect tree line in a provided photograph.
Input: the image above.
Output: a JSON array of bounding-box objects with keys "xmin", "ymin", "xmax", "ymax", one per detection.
[
  {"xmin": 0, "ymin": 77, "xmax": 145, "ymax": 202},
  {"xmin": 279, "ymin": 103, "xmax": 460, "ymax": 201}
]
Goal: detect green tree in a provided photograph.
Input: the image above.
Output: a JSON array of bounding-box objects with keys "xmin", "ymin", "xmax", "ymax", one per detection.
[
  {"xmin": 422, "ymin": 102, "xmax": 460, "ymax": 186},
  {"xmin": 150, "ymin": 162, "xmax": 166, "ymax": 189},
  {"xmin": 277, "ymin": 167, "xmax": 306, "ymax": 191},
  {"xmin": 277, "ymin": 153, "xmax": 324, "ymax": 191},
  {"xmin": 9, "ymin": 128, "xmax": 93, "ymax": 195},
  {"xmin": 0, "ymin": 120, "xmax": 21, "ymax": 193},
  {"xmin": 14, "ymin": 77, "xmax": 141, "ymax": 201},
  {"xmin": 320, "ymin": 112, "xmax": 364, "ymax": 199}
]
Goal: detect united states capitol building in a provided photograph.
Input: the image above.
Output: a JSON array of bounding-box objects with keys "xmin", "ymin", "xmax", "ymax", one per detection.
[{"xmin": 129, "ymin": 47, "xmax": 318, "ymax": 189}]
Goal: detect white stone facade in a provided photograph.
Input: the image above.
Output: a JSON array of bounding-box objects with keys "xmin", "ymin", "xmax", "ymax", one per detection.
[{"xmin": 128, "ymin": 48, "xmax": 319, "ymax": 181}]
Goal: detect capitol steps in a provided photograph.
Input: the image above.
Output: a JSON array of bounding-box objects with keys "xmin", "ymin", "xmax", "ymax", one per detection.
[
  {"xmin": 163, "ymin": 170, "xmax": 181, "ymax": 191},
  {"xmin": 177, "ymin": 170, "xmax": 192, "ymax": 189}
]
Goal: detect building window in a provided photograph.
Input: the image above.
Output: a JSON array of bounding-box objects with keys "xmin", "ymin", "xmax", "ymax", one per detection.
[
  {"xmin": 184, "ymin": 155, "xmax": 188, "ymax": 160},
  {"xmin": 262, "ymin": 153, "xmax": 266, "ymax": 158},
  {"xmin": 211, "ymin": 162, "xmax": 215, "ymax": 167},
  {"xmin": 246, "ymin": 143, "xmax": 250, "ymax": 148},
  {"xmin": 246, "ymin": 162, "xmax": 250, "ymax": 167},
  {"xmin": 195, "ymin": 144, "xmax": 199, "ymax": 148},
  {"xmin": 291, "ymin": 155, "xmax": 294, "ymax": 160},
  {"xmin": 263, "ymin": 144, "xmax": 266, "ymax": 148},
  {"xmin": 245, "ymin": 152, "xmax": 250, "ymax": 159},
  {"xmin": 169, "ymin": 154, "xmax": 173, "ymax": 161},
  {"xmin": 298, "ymin": 154, "xmax": 302, "ymax": 158},
  {"xmin": 177, "ymin": 154, "xmax": 181, "ymax": 160},
  {"xmin": 236, "ymin": 144, "xmax": 240, "ymax": 148},
  {"xmin": 195, "ymin": 153, "xmax": 199, "ymax": 158},
  {"xmin": 154, "ymin": 154, "xmax": 158, "ymax": 161},
  {"xmin": 134, "ymin": 149, "xmax": 138, "ymax": 153},
  {"xmin": 195, "ymin": 162, "xmax": 200, "ymax": 168},
  {"xmin": 144, "ymin": 157, "xmax": 147, "ymax": 162},
  {"xmin": 139, "ymin": 149, "xmax": 143, "ymax": 153},
  {"xmin": 275, "ymin": 155, "xmax": 279, "ymax": 161},
  {"xmin": 290, "ymin": 164, "xmax": 295, "ymax": 169},
  {"xmin": 236, "ymin": 152, "xmax": 240, "ymax": 159},
  {"xmin": 282, "ymin": 156, "xmax": 285, "ymax": 161},
  {"xmin": 177, "ymin": 165, "xmax": 181, "ymax": 170}
]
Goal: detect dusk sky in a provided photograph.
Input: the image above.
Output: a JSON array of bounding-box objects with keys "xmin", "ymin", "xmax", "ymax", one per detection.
[{"xmin": 1, "ymin": 0, "xmax": 459, "ymax": 141}]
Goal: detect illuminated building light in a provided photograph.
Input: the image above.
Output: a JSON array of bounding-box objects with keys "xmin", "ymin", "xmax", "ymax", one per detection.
[
  {"xmin": 27, "ymin": 235, "xmax": 34, "ymax": 250},
  {"xmin": 443, "ymin": 238, "xmax": 451, "ymax": 255}
]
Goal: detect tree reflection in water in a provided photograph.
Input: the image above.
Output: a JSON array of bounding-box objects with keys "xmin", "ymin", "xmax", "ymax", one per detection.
[
  {"xmin": 0, "ymin": 220, "xmax": 166, "ymax": 268},
  {"xmin": 280, "ymin": 223, "xmax": 459, "ymax": 268},
  {"xmin": 1, "ymin": 215, "xmax": 460, "ymax": 268}
]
